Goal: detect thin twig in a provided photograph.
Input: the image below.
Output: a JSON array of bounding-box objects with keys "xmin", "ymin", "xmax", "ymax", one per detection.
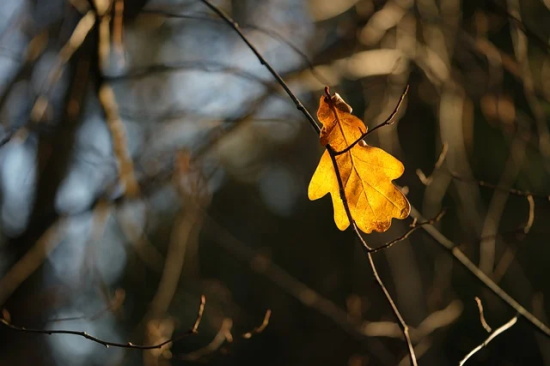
[
  {"xmin": 474, "ymin": 297, "xmax": 493, "ymax": 333},
  {"xmin": 204, "ymin": 214, "xmax": 381, "ymax": 340},
  {"xmin": 333, "ymin": 85, "xmax": 409, "ymax": 156},
  {"xmin": 198, "ymin": 0, "xmax": 320, "ymax": 135},
  {"xmin": 191, "ymin": 295, "xmax": 206, "ymax": 333},
  {"xmin": 326, "ymin": 132, "xmax": 417, "ymax": 365},
  {"xmin": 141, "ymin": 9, "xmax": 332, "ymax": 86},
  {"xmin": 367, "ymin": 210, "xmax": 446, "ymax": 254},
  {"xmin": 181, "ymin": 318, "xmax": 233, "ymax": 361},
  {"xmin": 181, "ymin": 309, "xmax": 271, "ymax": 361},
  {"xmin": 365, "ymin": 251, "xmax": 418, "ymax": 366},
  {"xmin": 410, "ymin": 206, "xmax": 550, "ymax": 337},
  {"xmin": 326, "ymin": 145, "xmax": 368, "ymax": 247},
  {"xmin": 416, "ymin": 143, "xmax": 449, "ymax": 185},
  {"xmin": 459, "ymin": 315, "xmax": 518, "ymax": 366},
  {"xmin": 524, "ymin": 194, "xmax": 535, "ymax": 234},
  {"xmin": 0, "ymin": 295, "xmax": 205, "ymax": 350},
  {"xmin": 449, "ymin": 172, "xmax": 550, "ymax": 200},
  {"xmin": 242, "ymin": 309, "xmax": 272, "ymax": 339}
]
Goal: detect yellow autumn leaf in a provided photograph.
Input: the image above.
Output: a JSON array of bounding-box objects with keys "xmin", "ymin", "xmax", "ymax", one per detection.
[{"xmin": 308, "ymin": 90, "xmax": 410, "ymax": 233}]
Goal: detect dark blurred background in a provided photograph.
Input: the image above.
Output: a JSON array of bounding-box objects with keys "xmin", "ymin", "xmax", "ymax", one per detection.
[{"xmin": 1, "ymin": 0, "xmax": 550, "ymax": 365}]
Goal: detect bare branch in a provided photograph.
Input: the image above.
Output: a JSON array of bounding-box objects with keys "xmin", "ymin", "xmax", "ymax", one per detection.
[
  {"xmin": 0, "ymin": 295, "xmax": 206, "ymax": 350},
  {"xmin": 410, "ymin": 206, "xmax": 550, "ymax": 337}
]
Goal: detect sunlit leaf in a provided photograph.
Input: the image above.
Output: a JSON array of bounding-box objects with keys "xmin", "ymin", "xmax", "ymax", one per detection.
[{"xmin": 308, "ymin": 91, "xmax": 410, "ymax": 233}]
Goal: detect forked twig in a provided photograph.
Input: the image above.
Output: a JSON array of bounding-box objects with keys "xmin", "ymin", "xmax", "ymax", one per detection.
[
  {"xmin": 367, "ymin": 210, "xmax": 446, "ymax": 254},
  {"xmin": 0, "ymin": 295, "xmax": 205, "ymax": 350},
  {"xmin": 333, "ymin": 84, "xmax": 409, "ymax": 156}
]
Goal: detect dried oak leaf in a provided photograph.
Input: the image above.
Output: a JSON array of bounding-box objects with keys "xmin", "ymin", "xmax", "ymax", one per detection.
[{"xmin": 308, "ymin": 91, "xmax": 410, "ymax": 233}]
